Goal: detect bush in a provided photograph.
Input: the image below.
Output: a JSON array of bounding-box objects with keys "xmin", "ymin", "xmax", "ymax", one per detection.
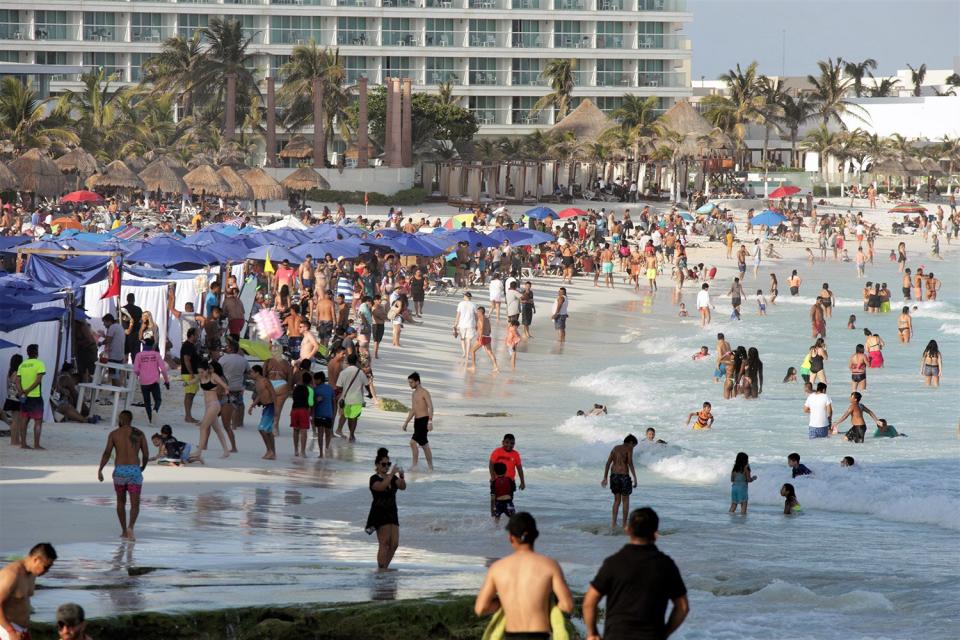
[{"xmin": 304, "ymin": 187, "xmax": 427, "ymax": 206}]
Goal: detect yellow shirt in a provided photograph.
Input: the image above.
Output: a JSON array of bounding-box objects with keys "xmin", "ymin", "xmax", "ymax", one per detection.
[{"xmin": 17, "ymin": 358, "xmax": 46, "ymax": 398}]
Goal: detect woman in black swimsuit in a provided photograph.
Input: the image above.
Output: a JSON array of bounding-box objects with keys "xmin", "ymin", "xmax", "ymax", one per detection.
[
  {"xmin": 867, "ymin": 283, "xmax": 882, "ymax": 313},
  {"xmin": 366, "ymin": 448, "xmax": 406, "ymax": 569},
  {"xmin": 809, "ymin": 338, "xmax": 828, "ymax": 385}
]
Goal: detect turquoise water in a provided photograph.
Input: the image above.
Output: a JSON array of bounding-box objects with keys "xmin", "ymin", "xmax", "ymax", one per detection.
[{"xmin": 15, "ymin": 250, "xmax": 960, "ymax": 638}]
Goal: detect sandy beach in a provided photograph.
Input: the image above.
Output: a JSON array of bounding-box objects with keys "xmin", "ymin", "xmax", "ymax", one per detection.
[{"xmin": 2, "ymin": 195, "xmax": 958, "ymax": 638}]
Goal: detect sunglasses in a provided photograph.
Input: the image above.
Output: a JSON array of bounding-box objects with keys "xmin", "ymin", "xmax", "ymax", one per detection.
[
  {"xmin": 57, "ymin": 621, "xmax": 80, "ymax": 629},
  {"xmin": 378, "ymin": 461, "xmax": 391, "ymax": 467}
]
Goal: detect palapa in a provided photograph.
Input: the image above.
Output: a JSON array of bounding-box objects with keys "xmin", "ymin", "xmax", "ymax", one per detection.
[
  {"xmin": 240, "ymin": 167, "xmax": 287, "ymax": 201},
  {"xmin": 549, "ymin": 99, "xmax": 613, "ymax": 143},
  {"xmin": 55, "ymin": 148, "xmax": 99, "ymax": 177},
  {"xmin": 9, "ymin": 148, "xmax": 66, "ymax": 197},
  {"xmin": 900, "ymin": 156, "xmax": 925, "ymax": 176},
  {"xmin": 217, "ymin": 165, "xmax": 254, "ymax": 199},
  {"xmin": 87, "ymin": 160, "xmax": 145, "ymax": 191},
  {"xmin": 279, "ymin": 135, "xmax": 313, "ymax": 159},
  {"xmin": 183, "ymin": 163, "xmax": 231, "ymax": 196},
  {"xmin": 280, "ymin": 167, "xmax": 330, "ymax": 191},
  {"xmin": 139, "ymin": 158, "xmax": 187, "ymax": 194},
  {"xmin": 0, "ymin": 162, "xmax": 21, "ymax": 191},
  {"xmin": 869, "ymin": 158, "xmax": 907, "ymax": 176},
  {"xmin": 124, "ymin": 154, "xmax": 146, "ymax": 172},
  {"xmin": 655, "ymin": 100, "xmax": 733, "ymax": 157},
  {"xmin": 920, "ymin": 157, "xmax": 945, "ymax": 176}
]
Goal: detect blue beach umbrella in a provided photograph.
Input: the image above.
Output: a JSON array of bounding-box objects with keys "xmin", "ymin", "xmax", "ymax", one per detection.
[
  {"xmin": 750, "ymin": 210, "xmax": 787, "ymax": 227},
  {"xmin": 247, "ymin": 244, "xmax": 302, "ymax": 264},
  {"xmin": 524, "ymin": 206, "xmax": 557, "ymax": 220},
  {"xmin": 695, "ymin": 202, "xmax": 717, "ymax": 214},
  {"xmin": 677, "ymin": 211, "xmax": 695, "ymax": 222},
  {"xmin": 305, "ymin": 224, "xmax": 340, "ymax": 242},
  {"xmin": 378, "ymin": 233, "xmax": 445, "ymax": 257},
  {"xmin": 126, "ymin": 243, "xmax": 219, "ymax": 269},
  {"xmin": 487, "ymin": 229, "xmax": 554, "ymax": 247},
  {"xmin": 438, "ymin": 228, "xmax": 500, "ymax": 249}
]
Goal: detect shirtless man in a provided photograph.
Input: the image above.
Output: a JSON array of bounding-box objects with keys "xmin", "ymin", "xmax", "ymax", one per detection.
[
  {"xmin": 645, "ymin": 253, "xmax": 658, "ymax": 292},
  {"xmin": 298, "ymin": 255, "xmax": 316, "ymax": 294},
  {"xmin": 401, "ymin": 372, "xmax": 434, "ymax": 471},
  {"xmin": 715, "ymin": 332, "xmax": 731, "ymax": 382},
  {"xmin": 901, "ymin": 269, "xmax": 912, "ymax": 300},
  {"xmin": 897, "ymin": 306, "xmax": 913, "ymax": 343},
  {"xmin": 470, "ymin": 307, "xmax": 500, "ymax": 372},
  {"xmin": 810, "ymin": 298, "xmax": 826, "ymax": 339},
  {"xmin": 561, "ymin": 244, "xmax": 575, "ymax": 284},
  {"xmin": 298, "ymin": 319, "xmax": 319, "ymax": 363},
  {"xmin": 248, "ymin": 365, "xmax": 276, "ymax": 460},
  {"xmin": 833, "ymin": 391, "xmax": 881, "ymax": 443},
  {"xmin": 314, "ymin": 289, "xmax": 336, "ymax": 346},
  {"xmin": 0, "ymin": 543, "xmax": 57, "ymax": 640},
  {"xmin": 97, "ymin": 410, "xmax": 149, "ymax": 540},
  {"xmin": 601, "ymin": 435, "xmax": 639, "ymax": 530},
  {"xmin": 327, "ymin": 347, "xmax": 345, "ymax": 426},
  {"xmin": 600, "ymin": 244, "xmax": 615, "ymax": 288},
  {"xmin": 474, "ymin": 513, "xmax": 574, "ymax": 639},
  {"xmin": 912, "ymin": 268, "xmax": 924, "ymax": 301}
]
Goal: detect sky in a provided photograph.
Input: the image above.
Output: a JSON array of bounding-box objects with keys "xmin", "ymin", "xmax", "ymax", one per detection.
[{"xmin": 685, "ymin": 0, "xmax": 960, "ymax": 80}]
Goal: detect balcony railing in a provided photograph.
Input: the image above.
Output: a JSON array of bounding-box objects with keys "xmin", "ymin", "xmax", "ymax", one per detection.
[
  {"xmin": 382, "ymin": 30, "xmax": 421, "ymax": 46},
  {"xmin": 337, "ymin": 31, "xmax": 375, "ymax": 45},
  {"xmin": 425, "ymin": 0, "xmax": 458, "ymax": 7},
  {"xmin": 469, "ymin": 31, "xmax": 508, "ymax": 47},
  {"xmin": 512, "ymin": 110, "xmax": 548, "ymax": 125},
  {"xmin": 638, "ymin": 0, "xmax": 687, "ymax": 10},
  {"xmin": 426, "ymin": 69, "xmax": 460, "ymax": 84},
  {"xmin": 338, "ymin": 0, "xmax": 374, "ymax": 6},
  {"xmin": 554, "ymin": 33, "xmax": 592, "ymax": 48},
  {"xmin": 555, "ymin": 0, "xmax": 587, "ymax": 9},
  {"xmin": 512, "ymin": 32, "xmax": 545, "ymax": 47},
  {"xmin": 271, "ymin": 0, "xmax": 328, "ymax": 5},
  {"xmin": 469, "ymin": 70, "xmax": 499, "ymax": 85},
  {"xmin": 596, "ymin": 34, "xmax": 625, "ymax": 48},
  {"xmin": 637, "ymin": 33, "xmax": 688, "ymax": 49},
  {"xmin": 0, "ymin": 24, "xmax": 27, "ymax": 40},
  {"xmin": 637, "ymin": 71, "xmax": 686, "ymax": 87},
  {"xmin": 468, "ymin": 0, "xmax": 504, "ymax": 7},
  {"xmin": 512, "ymin": 0, "xmax": 542, "ymax": 7},
  {"xmin": 425, "ymin": 31, "xmax": 456, "ymax": 46},
  {"xmin": 33, "ymin": 25, "xmax": 74, "ymax": 41},
  {"xmin": 271, "ymin": 29, "xmax": 332, "ymax": 44},
  {"xmin": 597, "ymin": 71, "xmax": 631, "ymax": 87},
  {"xmin": 131, "ymin": 26, "xmax": 173, "ymax": 42},
  {"xmin": 598, "ymin": 0, "xmax": 625, "ymax": 9},
  {"xmin": 511, "ymin": 70, "xmax": 544, "ymax": 85},
  {"xmin": 381, "ymin": 69, "xmax": 425, "ymax": 83},
  {"xmin": 382, "ymin": 0, "xmax": 419, "ymax": 6},
  {"xmin": 84, "ymin": 27, "xmax": 120, "ymax": 41}
]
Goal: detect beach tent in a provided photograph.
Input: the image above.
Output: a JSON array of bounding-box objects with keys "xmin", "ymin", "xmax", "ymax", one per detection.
[
  {"xmin": 264, "ymin": 215, "xmax": 309, "ymax": 231},
  {"xmin": 0, "ymin": 303, "xmax": 69, "ymax": 423},
  {"xmin": 84, "ymin": 278, "xmax": 172, "ymax": 357},
  {"xmin": 524, "ymin": 206, "xmax": 557, "ymax": 220},
  {"xmin": 377, "ymin": 234, "xmax": 446, "ymax": 257},
  {"xmin": 292, "ymin": 238, "xmax": 367, "ymax": 260},
  {"xmin": 126, "ymin": 242, "xmax": 219, "ymax": 270}
]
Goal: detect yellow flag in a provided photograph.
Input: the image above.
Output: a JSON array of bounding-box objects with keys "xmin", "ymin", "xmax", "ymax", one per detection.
[{"xmin": 264, "ymin": 249, "xmax": 275, "ymax": 274}]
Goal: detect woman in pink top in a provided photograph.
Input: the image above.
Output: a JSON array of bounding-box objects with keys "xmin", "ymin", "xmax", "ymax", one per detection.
[{"xmin": 132, "ymin": 338, "xmax": 169, "ymax": 425}]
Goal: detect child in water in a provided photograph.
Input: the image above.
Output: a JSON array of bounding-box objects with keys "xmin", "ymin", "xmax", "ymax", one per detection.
[
  {"xmin": 783, "ymin": 367, "xmax": 798, "ymax": 383},
  {"xmin": 873, "ymin": 418, "xmax": 905, "ymax": 438},
  {"xmin": 490, "ymin": 462, "xmax": 516, "ymax": 526},
  {"xmin": 730, "ymin": 452, "xmax": 757, "ymax": 514},
  {"xmin": 678, "ymin": 302, "xmax": 688, "ymax": 318},
  {"xmin": 691, "ymin": 346, "xmax": 709, "ymax": 361},
  {"xmin": 756, "ymin": 289, "xmax": 767, "ymax": 316},
  {"xmin": 781, "ymin": 483, "xmax": 801, "ymax": 514},
  {"xmin": 686, "ymin": 402, "xmax": 714, "ymax": 429},
  {"xmin": 848, "ymin": 314, "xmax": 857, "ymax": 329},
  {"xmin": 841, "ymin": 456, "xmax": 855, "ymax": 467}
]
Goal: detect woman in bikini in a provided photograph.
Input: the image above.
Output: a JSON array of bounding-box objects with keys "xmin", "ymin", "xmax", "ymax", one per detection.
[
  {"xmin": 897, "ymin": 307, "xmax": 912, "ymax": 343},
  {"xmin": 920, "ymin": 340, "xmax": 942, "ymax": 387},
  {"xmin": 848, "ymin": 344, "xmax": 869, "ymax": 392},
  {"xmin": 768, "ymin": 274, "xmax": 779, "ymax": 305},
  {"xmin": 788, "ymin": 270, "xmax": 801, "ymax": 296},
  {"xmin": 864, "ymin": 329, "xmax": 885, "ymax": 368},
  {"xmin": 263, "ymin": 344, "xmax": 293, "ymax": 436},
  {"xmin": 138, "ymin": 311, "xmax": 157, "ymax": 350},
  {"xmin": 808, "ymin": 340, "xmax": 828, "ymax": 385},
  {"xmin": 195, "ymin": 362, "xmax": 231, "ymax": 458}
]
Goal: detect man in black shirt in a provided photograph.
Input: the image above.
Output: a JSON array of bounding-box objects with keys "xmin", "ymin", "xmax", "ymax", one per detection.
[
  {"xmin": 122, "ymin": 293, "xmax": 143, "ymax": 363},
  {"xmin": 583, "ymin": 507, "xmax": 688, "ymax": 640},
  {"xmin": 180, "ymin": 328, "xmax": 199, "ymax": 424}
]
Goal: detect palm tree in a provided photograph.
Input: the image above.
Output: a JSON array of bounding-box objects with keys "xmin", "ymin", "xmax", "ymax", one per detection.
[
  {"xmin": 141, "ymin": 32, "xmax": 204, "ymax": 116},
  {"xmin": 278, "ymin": 42, "xmax": 348, "ymax": 163},
  {"xmin": 801, "ymin": 125, "xmax": 841, "ymax": 193},
  {"xmin": 906, "ymin": 63, "xmax": 927, "ymax": 97},
  {"xmin": 843, "ymin": 58, "xmax": 877, "ymax": 97},
  {"xmin": 610, "ymin": 95, "xmax": 659, "ymax": 133},
  {"xmin": 758, "ymin": 76, "xmax": 785, "ymax": 168},
  {"xmin": 58, "ymin": 67, "xmax": 130, "ymax": 157},
  {"xmin": 937, "ymin": 136, "xmax": 959, "ymax": 192},
  {"xmin": 437, "ymin": 81, "xmax": 457, "ymax": 106},
  {"xmin": 867, "ymin": 74, "xmax": 900, "ymax": 97},
  {"xmin": 807, "ymin": 57, "xmax": 865, "ymax": 128},
  {"xmin": 197, "ymin": 17, "xmax": 261, "ymax": 131},
  {"xmin": 532, "ymin": 59, "xmax": 576, "ymax": 121},
  {"xmin": 945, "ymin": 73, "xmax": 960, "ymax": 95},
  {"xmin": 116, "ymin": 92, "xmax": 187, "ymax": 158},
  {"xmin": 701, "ymin": 62, "xmax": 767, "ymax": 166},
  {"xmin": 779, "ymin": 93, "xmax": 816, "ymax": 168},
  {"xmin": 0, "ymin": 77, "xmax": 78, "ymax": 153}
]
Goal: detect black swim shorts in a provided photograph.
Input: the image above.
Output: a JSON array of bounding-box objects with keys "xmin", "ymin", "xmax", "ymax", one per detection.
[
  {"xmin": 609, "ymin": 473, "xmax": 633, "ymax": 496},
  {"xmin": 411, "ymin": 415, "xmax": 429, "ymax": 446}
]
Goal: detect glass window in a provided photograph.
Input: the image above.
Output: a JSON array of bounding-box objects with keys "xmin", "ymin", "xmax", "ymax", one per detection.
[
  {"xmin": 383, "ymin": 18, "xmax": 413, "ymax": 46},
  {"xmin": 35, "ymin": 51, "xmax": 67, "ymax": 65},
  {"xmin": 0, "ymin": 51, "xmax": 19, "ymax": 62},
  {"xmin": 511, "ymin": 58, "xmax": 542, "ymax": 85},
  {"xmin": 0, "ymin": 10, "xmax": 25, "ymax": 41},
  {"xmin": 237, "ymin": 15, "xmax": 263, "ymax": 43},
  {"xmin": 596, "ymin": 58, "xmax": 625, "ymax": 86},
  {"xmin": 83, "ymin": 52, "xmax": 121, "ymax": 78},
  {"xmin": 469, "ymin": 96, "xmax": 497, "ymax": 124},
  {"xmin": 512, "ymin": 96, "xmax": 545, "ymax": 124},
  {"xmin": 426, "ymin": 57, "xmax": 457, "ymax": 84},
  {"xmin": 270, "ymin": 15, "xmax": 325, "ymax": 45},
  {"xmin": 598, "ymin": 0, "xmax": 625, "ymax": 9},
  {"xmin": 338, "ymin": 17, "xmax": 369, "ymax": 45},
  {"xmin": 178, "ymin": 14, "xmax": 208, "ymax": 38},
  {"xmin": 425, "ymin": 18, "xmax": 454, "ymax": 47},
  {"xmin": 554, "ymin": 21, "xmax": 585, "ymax": 48},
  {"xmin": 637, "ymin": 21, "xmax": 665, "ymax": 48},
  {"xmin": 84, "ymin": 13, "xmax": 118, "ymax": 42},
  {"xmin": 469, "ymin": 19, "xmax": 497, "ymax": 47},
  {"xmin": 344, "ymin": 56, "xmax": 369, "ymax": 83},
  {"xmin": 511, "ymin": 0, "xmax": 541, "ymax": 8},
  {"xmin": 34, "ymin": 11, "xmax": 69, "ymax": 41},
  {"xmin": 469, "ymin": 58, "xmax": 497, "ymax": 85},
  {"xmin": 383, "ymin": 56, "xmax": 414, "ymax": 80},
  {"xmin": 511, "ymin": 20, "xmax": 542, "ymax": 48},
  {"xmin": 132, "ymin": 13, "xmax": 164, "ymax": 42},
  {"xmin": 596, "ymin": 21, "xmax": 623, "ymax": 48},
  {"xmin": 271, "ymin": 55, "xmax": 290, "ymax": 81},
  {"xmin": 130, "ymin": 52, "xmax": 150, "ymax": 82},
  {"xmin": 594, "ymin": 96, "xmax": 624, "ymax": 113}
]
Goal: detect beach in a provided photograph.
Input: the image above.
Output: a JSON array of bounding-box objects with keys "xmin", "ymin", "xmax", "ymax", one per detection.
[{"xmin": 2, "ymin": 198, "xmax": 958, "ymax": 639}]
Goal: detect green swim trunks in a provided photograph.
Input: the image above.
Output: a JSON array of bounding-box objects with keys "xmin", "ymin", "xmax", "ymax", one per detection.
[{"xmin": 343, "ymin": 403, "xmax": 363, "ymax": 419}]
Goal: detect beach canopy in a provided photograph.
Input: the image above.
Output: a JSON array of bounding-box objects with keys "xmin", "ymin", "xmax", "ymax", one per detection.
[
  {"xmin": 247, "ymin": 244, "xmax": 302, "ymax": 264},
  {"xmin": 750, "ymin": 210, "xmax": 787, "ymax": 227},
  {"xmin": 217, "ymin": 165, "xmax": 254, "ymax": 200},
  {"xmin": 281, "ymin": 167, "xmax": 330, "ymax": 191},
  {"xmin": 51, "ymin": 217, "xmax": 83, "ymax": 231},
  {"xmin": 0, "ymin": 162, "xmax": 20, "ymax": 191},
  {"xmin": 524, "ymin": 206, "xmax": 557, "ymax": 220},
  {"xmin": 184, "ymin": 164, "xmax": 231, "ymax": 196},
  {"xmin": 548, "ymin": 99, "xmax": 613, "ymax": 143},
  {"xmin": 437, "ymin": 228, "xmax": 500, "ymax": 249},
  {"xmin": 139, "ymin": 158, "xmax": 187, "ymax": 194},
  {"xmin": 293, "ymin": 238, "xmax": 367, "ymax": 260},
  {"xmin": 443, "ymin": 213, "xmax": 476, "ymax": 230},
  {"xmin": 888, "ymin": 203, "xmax": 927, "ymax": 214},
  {"xmin": 9, "ymin": 148, "xmax": 66, "ymax": 197},
  {"xmin": 126, "ymin": 242, "xmax": 218, "ymax": 268},
  {"xmin": 55, "ymin": 148, "xmax": 99, "ymax": 177},
  {"xmin": 487, "ymin": 229, "xmax": 555, "ymax": 247},
  {"xmin": 61, "ymin": 190, "xmax": 103, "ymax": 204},
  {"xmin": 695, "ymin": 202, "xmax": 717, "ymax": 214},
  {"xmin": 377, "ymin": 233, "xmax": 446, "ymax": 257},
  {"xmin": 768, "ymin": 185, "xmax": 801, "ymax": 199},
  {"xmin": 240, "ymin": 167, "xmax": 287, "ymax": 201},
  {"xmin": 556, "ymin": 207, "xmax": 589, "ymax": 219},
  {"xmin": 278, "ymin": 135, "xmax": 313, "ymax": 159},
  {"xmin": 87, "ymin": 160, "xmax": 145, "ymax": 191}
]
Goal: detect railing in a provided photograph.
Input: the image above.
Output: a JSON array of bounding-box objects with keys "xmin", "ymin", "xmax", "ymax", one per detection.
[
  {"xmin": 382, "ymin": 0, "xmax": 420, "ymax": 6},
  {"xmin": 555, "ymin": 0, "xmax": 587, "ymax": 9},
  {"xmin": 638, "ymin": 0, "xmax": 687, "ymax": 10},
  {"xmin": 596, "ymin": 34, "xmax": 626, "ymax": 48},
  {"xmin": 271, "ymin": 0, "xmax": 328, "ymax": 5},
  {"xmin": 33, "ymin": 24, "xmax": 74, "ymax": 40},
  {"xmin": 596, "ymin": 71, "xmax": 632, "ymax": 87},
  {"xmin": 512, "ymin": 0, "xmax": 542, "ymax": 7},
  {"xmin": 425, "ymin": 31, "xmax": 457, "ymax": 46},
  {"xmin": 469, "ymin": 31, "xmax": 508, "ymax": 47},
  {"xmin": 512, "ymin": 32, "xmax": 545, "ymax": 47},
  {"xmin": 382, "ymin": 30, "xmax": 421, "ymax": 46},
  {"xmin": 426, "ymin": 69, "xmax": 460, "ymax": 84},
  {"xmin": 636, "ymin": 33, "xmax": 689, "ymax": 49},
  {"xmin": 131, "ymin": 26, "xmax": 173, "ymax": 42},
  {"xmin": 338, "ymin": 0, "xmax": 374, "ymax": 6},
  {"xmin": 84, "ymin": 27, "xmax": 120, "ymax": 41},
  {"xmin": 381, "ymin": 69, "xmax": 424, "ymax": 83},
  {"xmin": 0, "ymin": 23, "xmax": 26, "ymax": 40},
  {"xmin": 637, "ymin": 71, "xmax": 686, "ymax": 87},
  {"xmin": 337, "ymin": 30, "xmax": 375, "ymax": 45},
  {"xmin": 271, "ymin": 29, "xmax": 332, "ymax": 44},
  {"xmin": 425, "ymin": 0, "xmax": 459, "ymax": 7},
  {"xmin": 598, "ymin": 0, "xmax": 626, "ymax": 9},
  {"xmin": 469, "ymin": 70, "xmax": 500, "ymax": 85},
  {"xmin": 554, "ymin": 33, "xmax": 592, "ymax": 48},
  {"xmin": 468, "ymin": 0, "xmax": 503, "ymax": 7},
  {"xmin": 512, "ymin": 110, "xmax": 548, "ymax": 125},
  {"xmin": 511, "ymin": 70, "xmax": 544, "ymax": 85}
]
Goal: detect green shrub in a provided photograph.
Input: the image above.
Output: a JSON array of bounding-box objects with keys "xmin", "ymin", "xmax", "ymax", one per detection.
[{"xmin": 304, "ymin": 187, "xmax": 427, "ymax": 206}]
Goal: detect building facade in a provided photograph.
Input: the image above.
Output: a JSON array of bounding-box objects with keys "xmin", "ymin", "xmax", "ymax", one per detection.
[{"xmin": 0, "ymin": 0, "xmax": 692, "ymax": 136}]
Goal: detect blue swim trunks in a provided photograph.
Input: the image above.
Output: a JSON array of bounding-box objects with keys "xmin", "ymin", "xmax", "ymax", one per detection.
[
  {"xmin": 809, "ymin": 426, "xmax": 829, "ymax": 439},
  {"xmin": 258, "ymin": 404, "xmax": 275, "ymax": 433},
  {"xmin": 113, "ymin": 464, "xmax": 143, "ymax": 495}
]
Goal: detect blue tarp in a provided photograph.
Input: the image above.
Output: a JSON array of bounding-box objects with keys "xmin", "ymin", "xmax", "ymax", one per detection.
[
  {"xmin": 24, "ymin": 255, "xmax": 108, "ymax": 289},
  {"xmin": 126, "ymin": 243, "xmax": 218, "ymax": 269},
  {"xmin": 0, "ymin": 236, "xmax": 31, "ymax": 252},
  {"xmin": 435, "ymin": 228, "xmax": 500, "ymax": 249},
  {"xmin": 0, "ymin": 307, "xmax": 66, "ymax": 331},
  {"xmin": 374, "ymin": 234, "xmax": 445, "ymax": 257},
  {"xmin": 247, "ymin": 244, "xmax": 302, "ymax": 264}
]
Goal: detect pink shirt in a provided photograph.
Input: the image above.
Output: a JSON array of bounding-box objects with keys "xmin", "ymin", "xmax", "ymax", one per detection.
[{"xmin": 133, "ymin": 350, "xmax": 169, "ymax": 386}]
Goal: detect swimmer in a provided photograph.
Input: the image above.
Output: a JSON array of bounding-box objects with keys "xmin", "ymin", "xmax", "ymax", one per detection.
[
  {"xmin": 577, "ymin": 404, "xmax": 608, "ymax": 417},
  {"xmin": 847, "ymin": 314, "xmax": 857, "ymax": 330},
  {"xmin": 803, "ymin": 381, "xmax": 814, "ymax": 395},
  {"xmin": 781, "ymin": 483, "xmax": 801, "ymax": 514},
  {"xmin": 601, "ymin": 435, "xmax": 639, "ymax": 530},
  {"xmin": 897, "ymin": 306, "xmax": 912, "ymax": 343},
  {"xmin": 787, "ymin": 452, "xmax": 812, "ymax": 477},
  {"xmin": 756, "ymin": 289, "xmax": 767, "ymax": 316},
  {"xmin": 678, "ymin": 302, "xmax": 688, "ymax": 318},
  {"xmin": 783, "ymin": 367, "xmax": 798, "ymax": 383},
  {"xmin": 840, "ymin": 456, "xmax": 855, "ymax": 467},
  {"xmin": 686, "ymin": 402, "xmax": 714, "ymax": 430},
  {"xmin": 692, "ymin": 346, "xmax": 709, "ymax": 361},
  {"xmin": 874, "ymin": 418, "xmax": 906, "ymax": 438},
  {"xmin": 644, "ymin": 427, "xmax": 667, "ymax": 445}
]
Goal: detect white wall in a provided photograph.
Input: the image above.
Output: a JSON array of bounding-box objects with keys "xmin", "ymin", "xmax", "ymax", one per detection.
[
  {"xmin": 842, "ymin": 97, "xmax": 960, "ymax": 139},
  {"xmin": 265, "ymin": 167, "xmax": 415, "ymax": 195}
]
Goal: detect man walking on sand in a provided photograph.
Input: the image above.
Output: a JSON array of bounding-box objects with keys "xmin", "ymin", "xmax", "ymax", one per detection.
[
  {"xmin": 583, "ymin": 508, "xmax": 689, "ymax": 640},
  {"xmin": 97, "ymin": 410, "xmax": 149, "ymax": 540},
  {"xmin": 454, "ymin": 291, "xmax": 478, "ymax": 361},
  {"xmin": 0, "ymin": 543, "xmax": 57, "ymax": 640},
  {"xmin": 601, "ymin": 435, "xmax": 639, "ymax": 530},
  {"xmin": 474, "ymin": 513, "xmax": 574, "ymax": 637},
  {"xmin": 248, "ymin": 365, "xmax": 276, "ymax": 460},
  {"xmin": 402, "ymin": 372, "xmax": 434, "ymax": 470}
]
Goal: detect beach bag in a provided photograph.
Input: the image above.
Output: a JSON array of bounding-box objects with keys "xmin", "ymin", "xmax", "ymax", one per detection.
[{"xmin": 387, "ymin": 300, "xmax": 402, "ymax": 321}]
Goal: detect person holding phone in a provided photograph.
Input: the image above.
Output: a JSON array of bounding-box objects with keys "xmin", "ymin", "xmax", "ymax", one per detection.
[{"xmin": 366, "ymin": 448, "xmax": 406, "ymax": 569}]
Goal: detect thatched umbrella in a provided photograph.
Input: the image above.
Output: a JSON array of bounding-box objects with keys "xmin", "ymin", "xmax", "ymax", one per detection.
[
  {"xmin": 87, "ymin": 160, "xmax": 145, "ymax": 191},
  {"xmin": 279, "ymin": 135, "xmax": 313, "ymax": 159},
  {"xmin": 657, "ymin": 100, "xmax": 733, "ymax": 157},
  {"xmin": 281, "ymin": 167, "xmax": 330, "ymax": 191},
  {"xmin": 217, "ymin": 165, "xmax": 254, "ymax": 200},
  {"xmin": 139, "ymin": 158, "xmax": 187, "ymax": 195},
  {"xmin": 0, "ymin": 162, "xmax": 21, "ymax": 191},
  {"xmin": 124, "ymin": 154, "xmax": 146, "ymax": 173},
  {"xmin": 549, "ymin": 99, "xmax": 613, "ymax": 143},
  {"xmin": 9, "ymin": 148, "xmax": 66, "ymax": 197},
  {"xmin": 55, "ymin": 148, "xmax": 99, "ymax": 189},
  {"xmin": 240, "ymin": 168, "xmax": 287, "ymax": 202},
  {"xmin": 901, "ymin": 156, "xmax": 925, "ymax": 176},
  {"xmin": 870, "ymin": 158, "xmax": 907, "ymax": 176},
  {"xmin": 183, "ymin": 164, "xmax": 231, "ymax": 207},
  {"xmin": 921, "ymin": 157, "xmax": 945, "ymax": 176}
]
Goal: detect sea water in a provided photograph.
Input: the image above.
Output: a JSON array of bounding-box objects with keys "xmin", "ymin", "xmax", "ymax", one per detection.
[{"xmin": 21, "ymin": 253, "xmax": 960, "ymax": 638}]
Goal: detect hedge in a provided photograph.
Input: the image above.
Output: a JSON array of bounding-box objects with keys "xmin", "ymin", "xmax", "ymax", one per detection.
[{"xmin": 303, "ymin": 187, "xmax": 427, "ymax": 206}]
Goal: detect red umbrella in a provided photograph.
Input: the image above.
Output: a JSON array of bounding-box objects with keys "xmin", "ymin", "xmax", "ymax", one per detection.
[
  {"xmin": 61, "ymin": 190, "xmax": 103, "ymax": 203},
  {"xmin": 557, "ymin": 207, "xmax": 589, "ymax": 219},
  {"xmin": 768, "ymin": 185, "xmax": 801, "ymax": 199},
  {"xmin": 888, "ymin": 203, "xmax": 927, "ymax": 214}
]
